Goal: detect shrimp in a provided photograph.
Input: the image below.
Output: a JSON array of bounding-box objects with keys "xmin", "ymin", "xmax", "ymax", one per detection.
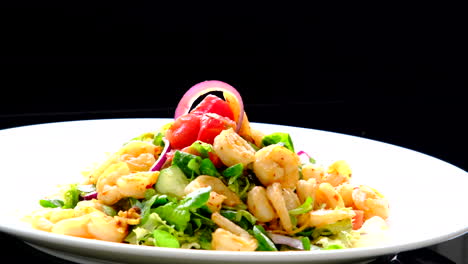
[
  {"xmin": 52, "ymin": 211, "xmax": 128, "ymax": 242},
  {"xmin": 184, "ymin": 178, "xmax": 227, "ymax": 212},
  {"xmin": 86, "ymin": 141, "xmax": 160, "ymax": 184},
  {"xmin": 266, "ymin": 182, "xmax": 293, "ymax": 233},
  {"xmin": 211, "ymin": 228, "xmax": 258, "ymax": 251},
  {"xmin": 96, "ymin": 162, "xmax": 159, "ymax": 205},
  {"xmin": 30, "ymin": 200, "xmax": 105, "ymax": 232},
  {"xmin": 301, "ymin": 163, "xmax": 326, "ymax": 183},
  {"xmin": 120, "ymin": 141, "xmax": 160, "ymax": 172},
  {"xmin": 211, "ymin": 212, "xmax": 258, "ymax": 251},
  {"xmin": 322, "ymin": 160, "xmax": 352, "ymax": 187},
  {"xmin": 247, "ymin": 186, "xmax": 277, "ymax": 222},
  {"xmin": 315, "ymin": 182, "xmax": 345, "ymax": 209},
  {"xmin": 336, "ymin": 183, "xmax": 355, "ymax": 207},
  {"xmin": 253, "ymin": 144, "xmax": 300, "ymax": 189},
  {"xmin": 249, "ymin": 128, "xmax": 265, "ymax": 148},
  {"xmin": 213, "ymin": 128, "xmax": 256, "ymax": 167},
  {"xmin": 308, "ymin": 208, "xmax": 356, "ymax": 228},
  {"xmin": 352, "ymin": 185, "xmax": 389, "ymax": 220},
  {"xmin": 282, "ymin": 188, "xmax": 301, "ymax": 211},
  {"xmin": 31, "ymin": 200, "xmax": 139, "ymax": 242},
  {"xmin": 185, "ymin": 175, "xmax": 242, "ymax": 207},
  {"xmin": 30, "ymin": 208, "xmax": 76, "ymax": 232},
  {"xmin": 296, "ymin": 178, "xmax": 318, "ymax": 207}
]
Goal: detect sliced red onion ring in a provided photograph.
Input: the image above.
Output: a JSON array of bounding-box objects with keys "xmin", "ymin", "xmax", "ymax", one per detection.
[
  {"xmin": 174, "ymin": 80, "xmax": 244, "ymax": 131},
  {"xmin": 151, "ymin": 138, "xmax": 171, "ymax": 171},
  {"xmin": 267, "ymin": 232, "xmax": 304, "ymax": 250}
]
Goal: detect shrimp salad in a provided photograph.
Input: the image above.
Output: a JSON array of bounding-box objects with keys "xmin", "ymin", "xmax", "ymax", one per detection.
[{"xmin": 29, "ymin": 81, "xmax": 390, "ymax": 251}]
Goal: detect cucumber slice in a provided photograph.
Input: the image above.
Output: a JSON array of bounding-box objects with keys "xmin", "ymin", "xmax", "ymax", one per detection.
[{"xmin": 155, "ymin": 165, "xmax": 189, "ymax": 199}]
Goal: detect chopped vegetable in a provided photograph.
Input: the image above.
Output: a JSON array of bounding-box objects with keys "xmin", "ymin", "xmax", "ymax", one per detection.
[
  {"xmin": 153, "ymin": 229, "xmax": 180, "ymax": 248},
  {"xmin": 253, "ymin": 225, "xmax": 277, "ymax": 251},
  {"xmin": 262, "ymin": 132, "xmax": 295, "ymax": 152},
  {"xmin": 154, "ymin": 187, "xmax": 211, "ymax": 232},
  {"xmin": 62, "ymin": 184, "xmax": 80, "ymax": 209},
  {"xmin": 39, "ymin": 199, "xmax": 64, "ymax": 208},
  {"xmin": 31, "ymin": 80, "xmax": 389, "ymax": 252},
  {"xmin": 297, "ymin": 150, "xmax": 316, "ymax": 164},
  {"xmin": 267, "ymin": 232, "xmax": 303, "ymax": 250},
  {"xmin": 174, "ymin": 80, "xmax": 244, "ymax": 131},
  {"xmin": 301, "ymin": 236, "xmax": 311, "ymax": 250},
  {"xmin": 171, "ymin": 151, "xmax": 202, "ymax": 179},
  {"xmin": 155, "ymin": 166, "xmax": 189, "ymax": 199},
  {"xmin": 289, "ymin": 197, "xmax": 314, "ymax": 216},
  {"xmin": 199, "ymin": 158, "xmax": 219, "ymax": 177},
  {"xmin": 151, "ymin": 138, "xmax": 171, "ymax": 172}
]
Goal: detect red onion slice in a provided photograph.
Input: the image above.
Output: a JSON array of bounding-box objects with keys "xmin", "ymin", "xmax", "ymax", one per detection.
[
  {"xmin": 267, "ymin": 232, "xmax": 304, "ymax": 250},
  {"xmin": 151, "ymin": 138, "xmax": 171, "ymax": 171},
  {"xmin": 297, "ymin": 150, "xmax": 311, "ymax": 158},
  {"xmin": 81, "ymin": 191, "xmax": 98, "ymax": 201},
  {"xmin": 174, "ymin": 80, "xmax": 244, "ymax": 131}
]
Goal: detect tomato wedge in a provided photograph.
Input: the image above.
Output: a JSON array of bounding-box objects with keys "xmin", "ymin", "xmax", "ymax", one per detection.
[
  {"xmin": 197, "ymin": 113, "xmax": 236, "ymax": 145},
  {"xmin": 166, "ymin": 95, "xmax": 236, "ymax": 149},
  {"xmin": 165, "ymin": 114, "xmax": 201, "ymax": 149},
  {"xmin": 191, "ymin": 94, "xmax": 234, "ymax": 120},
  {"xmin": 352, "ymin": 210, "xmax": 365, "ymax": 230}
]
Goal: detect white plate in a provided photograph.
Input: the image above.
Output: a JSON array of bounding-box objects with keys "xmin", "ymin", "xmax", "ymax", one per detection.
[{"xmin": 0, "ymin": 118, "xmax": 466, "ymax": 264}]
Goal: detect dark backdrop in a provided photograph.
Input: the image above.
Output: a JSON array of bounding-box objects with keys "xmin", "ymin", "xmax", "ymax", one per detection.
[{"xmin": 1, "ymin": 3, "xmax": 466, "ymax": 170}]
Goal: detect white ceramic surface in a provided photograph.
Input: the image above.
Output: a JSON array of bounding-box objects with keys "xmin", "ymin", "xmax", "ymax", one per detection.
[{"xmin": 0, "ymin": 118, "xmax": 466, "ymax": 264}]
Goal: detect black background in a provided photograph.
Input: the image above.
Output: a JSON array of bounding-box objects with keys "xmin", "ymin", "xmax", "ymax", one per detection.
[{"xmin": 0, "ymin": 2, "xmax": 466, "ymax": 262}]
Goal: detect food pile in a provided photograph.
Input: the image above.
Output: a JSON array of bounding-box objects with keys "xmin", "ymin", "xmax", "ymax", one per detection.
[{"xmin": 29, "ymin": 81, "xmax": 389, "ymax": 251}]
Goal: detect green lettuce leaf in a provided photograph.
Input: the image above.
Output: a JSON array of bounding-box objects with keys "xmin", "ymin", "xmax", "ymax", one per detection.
[
  {"xmin": 261, "ymin": 132, "xmax": 295, "ymax": 152},
  {"xmin": 172, "ymin": 150, "xmax": 202, "ymax": 179}
]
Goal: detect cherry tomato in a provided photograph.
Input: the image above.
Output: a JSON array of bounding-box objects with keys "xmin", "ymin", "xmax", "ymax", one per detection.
[
  {"xmin": 166, "ymin": 95, "xmax": 236, "ymax": 149},
  {"xmin": 191, "ymin": 94, "xmax": 234, "ymax": 120},
  {"xmin": 165, "ymin": 113, "xmax": 201, "ymax": 149}
]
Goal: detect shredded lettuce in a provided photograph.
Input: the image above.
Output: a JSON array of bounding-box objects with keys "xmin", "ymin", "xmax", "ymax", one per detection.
[{"xmin": 310, "ymin": 218, "xmax": 356, "ymax": 249}]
